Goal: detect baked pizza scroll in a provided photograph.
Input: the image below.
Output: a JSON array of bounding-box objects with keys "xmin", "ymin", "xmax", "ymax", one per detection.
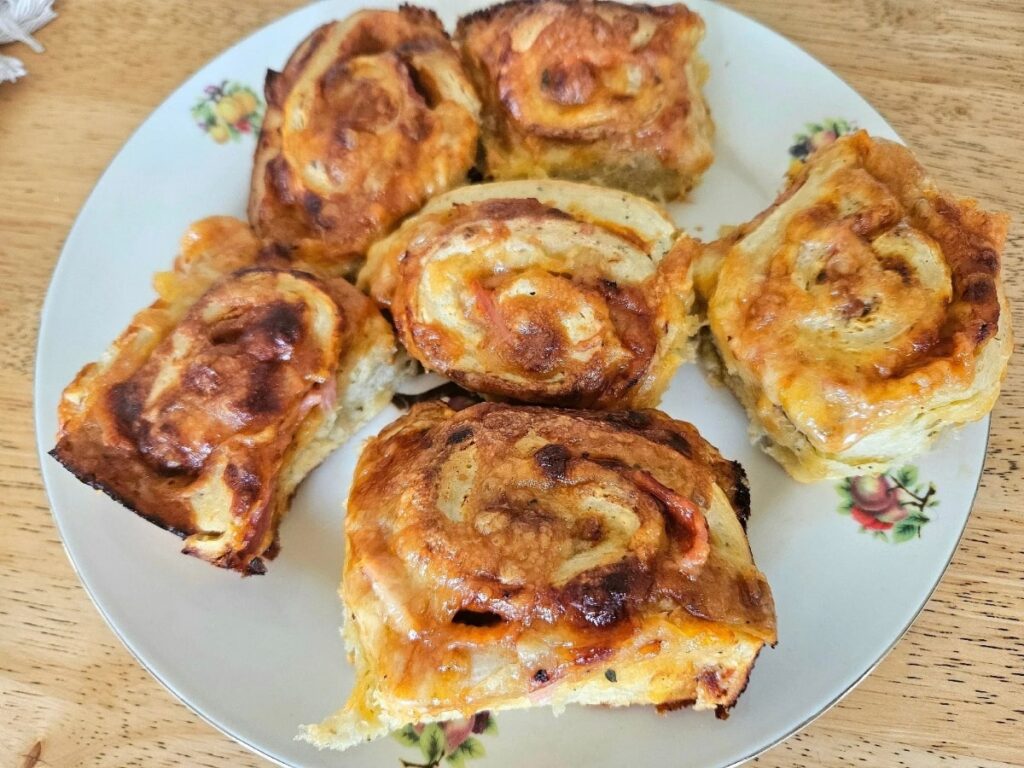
[
  {"xmin": 51, "ymin": 217, "xmax": 403, "ymax": 573},
  {"xmin": 249, "ymin": 6, "xmax": 481, "ymax": 275},
  {"xmin": 456, "ymin": 0, "xmax": 714, "ymax": 200},
  {"xmin": 360, "ymin": 179, "xmax": 698, "ymax": 409},
  {"xmin": 304, "ymin": 401, "xmax": 776, "ymax": 749},
  {"xmin": 698, "ymin": 131, "xmax": 1013, "ymax": 480}
]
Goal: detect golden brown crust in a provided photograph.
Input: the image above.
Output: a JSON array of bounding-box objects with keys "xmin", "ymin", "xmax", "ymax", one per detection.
[
  {"xmin": 51, "ymin": 217, "xmax": 401, "ymax": 573},
  {"xmin": 305, "ymin": 401, "xmax": 775, "ymax": 748},
  {"xmin": 456, "ymin": 0, "xmax": 713, "ymax": 201},
  {"xmin": 359, "ymin": 179, "xmax": 698, "ymax": 408},
  {"xmin": 248, "ymin": 6, "xmax": 481, "ymax": 275},
  {"xmin": 701, "ymin": 132, "xmax": 1013, "ymax": 480}
]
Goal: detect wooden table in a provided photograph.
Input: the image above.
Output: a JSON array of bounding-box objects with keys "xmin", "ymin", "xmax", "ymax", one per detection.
[{"xmin": 1, "ymin": 1, "xmax": 1021, "ymax": 766}]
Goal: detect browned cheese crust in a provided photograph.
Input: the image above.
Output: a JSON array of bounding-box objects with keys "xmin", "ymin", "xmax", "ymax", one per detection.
[
  {"xmin": 697, "ymin": 131, "xmax": 1013, "ymax": 480},
  {"xmin": 359, "ymin": 179, "xmax": 699, "ymax": 409},
  {"xmin": 51, "ymin": 217, "xmax": 399, "ymax": 573},
  {"xmin": 456, "ymin": 0, "xmax": 714, "ymax": 201},
  {"xmin": 249, "ymin": 6, "xmax": 482, "ymax": 276},
  {"xmin": 304, "ymin": 401, "xmax": 776, "ymax": 748}
]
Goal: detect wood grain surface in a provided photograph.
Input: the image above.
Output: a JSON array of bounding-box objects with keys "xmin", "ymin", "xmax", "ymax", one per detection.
[{"xmin": 1, "ymin": 1, "xmax": 1021, "ymax": 766}]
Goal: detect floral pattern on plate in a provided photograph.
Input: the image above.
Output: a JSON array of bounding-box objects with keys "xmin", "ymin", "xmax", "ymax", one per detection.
[
  {"xmin": 788, "ymin": 118, "xmax": 856, "ymax": 161},
  {"xmin": 395, "ymin": 712, "xmax": 497, "ymax": 768},
  {"xmin": 191, "ymin": 81, "xmax": 263, "ymax": 143},
  {"xmin": 837, "ymin": 466, "xmax": 938, "ymax": 542}
]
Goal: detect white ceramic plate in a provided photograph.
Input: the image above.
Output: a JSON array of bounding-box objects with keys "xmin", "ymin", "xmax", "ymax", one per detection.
[{"xmin": 35, "ymin": 2, "xmax": 989, "ymax": 767}]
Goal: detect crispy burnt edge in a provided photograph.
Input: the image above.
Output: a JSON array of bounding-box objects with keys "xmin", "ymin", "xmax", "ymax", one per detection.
[{"xmin": 47, "ymin": 445, "xmax": 274, "ymax": 575}]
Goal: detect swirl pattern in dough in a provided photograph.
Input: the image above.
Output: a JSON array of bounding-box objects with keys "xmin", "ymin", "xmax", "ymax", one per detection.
[
  {"xmin": 303, "ymin": 401, "xmax": 776, "ymax": 749},
  {"xmin": 698, "ymin": 131, "xmax": 1012, "ymax": 481},
  {"xmin": 456, "ymin": 0, "xmax": 713, "ymax": 201},
  {"xmin": 360, "ymin": 179, "xmax": 698, "ymax": 408},
  {"xmin": 249, "ymin": 6, "xmax": 481, "ymax": 275},
  {"xmin": 51, "ymin": 217, "xmax": 403, "ymax": 573}
]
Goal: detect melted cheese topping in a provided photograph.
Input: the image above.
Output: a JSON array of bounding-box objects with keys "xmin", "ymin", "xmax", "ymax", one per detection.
[
  {"xmin": 249, "ymin": 7, "xmax": 481, "ymax": 275},
  {"xmin": 360, "ymin": 179, "xmax": 699, "ymax": 408},
  {"xmin": 51, "ymin": 217, "xmax": 401, "ymax": 572},
  {"xmin": 456, "ymin": 0, "xmax": 713, "ymax": 201},
  {"xmin": 703, "ymin": 132, "xmax": 1012, "ymax": 479},
  {"xmin": 303, "ymin": 402, "xmax": 776, "ymax": 750}
]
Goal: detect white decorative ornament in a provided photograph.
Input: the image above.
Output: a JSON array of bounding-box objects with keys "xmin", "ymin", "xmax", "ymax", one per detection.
[
  {"xmin": 0, "ymin": 0, "xmax": 58, "ymax": 83},
  {"xmin": 0, "ymin": 52, "xmax": 25, "ymax": 83}
]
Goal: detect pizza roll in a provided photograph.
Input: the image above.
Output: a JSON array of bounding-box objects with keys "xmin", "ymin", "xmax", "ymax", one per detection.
[
  {"xmin": 303, "ymin": 401, "xmax": 776, "ymax": 749},
  {"xmin": 249, "ymin": 7, "xmax": 481, "ymax": 275},
  {"xmin": 455, "ymin": 0, "xmax": 713, "ymax": 201},
  {"xmin": 50, "ymin": 217, "xmax": 403, "ymax": 573},
  {"xmin": 698, "ymin": 132, "xmax": 1012, "ymax": 481},
  {"xmin": 360, "ymin": 179, "xmax": 698, "ymax": 409}
]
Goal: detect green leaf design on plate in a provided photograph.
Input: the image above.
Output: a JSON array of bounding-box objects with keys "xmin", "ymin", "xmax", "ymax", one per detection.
[
  {"xmin": 895, "ymin": 465, "xmax": 918, "ymax": 488},
  {"xmin": 836, "ymin": 478, "xmax": 854, "ymax": 514},
  {"xmin": 419, "ymin": 724, "xmax": 445, "ymax": 764},
  {"xmin": 447, "ymin": 737, "xmax": 485, "ymax": 767},
  {"xmin": 892, "ymin": 522, "xmax": 919, "ymax": 543},
  {"xmin": 395, "ymin": 724, "xmax": 421, "ymax": 748}
]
